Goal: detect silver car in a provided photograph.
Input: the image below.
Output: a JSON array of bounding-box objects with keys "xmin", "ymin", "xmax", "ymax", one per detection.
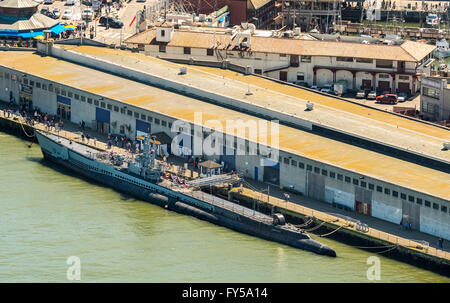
[{"xmin": 367, "ymin": 91, "xmax": 377, "ymax": 100}]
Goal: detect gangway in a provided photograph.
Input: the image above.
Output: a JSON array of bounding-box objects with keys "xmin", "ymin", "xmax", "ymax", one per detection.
[{"xmin": 188, "ymin": 173, "xmax": 241, "ymax": 188}]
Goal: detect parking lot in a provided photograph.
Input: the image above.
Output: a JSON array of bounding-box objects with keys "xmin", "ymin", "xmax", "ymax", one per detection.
[
  {"xmin": 342, "ymin": 92, "xmax": 421, "ymax": 112},
  {"xmin": 37, "ymin": 0, "xmax": 148, "ymax": 44}
]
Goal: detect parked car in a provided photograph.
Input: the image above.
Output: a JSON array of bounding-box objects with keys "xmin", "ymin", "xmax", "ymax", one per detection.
[
  {"xmin": 397, "ymin": 92, "xmax": 408, "ymax": 102},
  {"xmin": 310, "ymin": 85, "xmax": 318, "ymax": 90},
  {"xmin": 40, "ymin": 7, "xmax": 49, "ymax": 15},
  {"xmin": 376, "ymin": 94, "xmax": 398, "ymax": 104},
  {"xmin": 44, "ymin": 0, "xmax": 54, "ymax": 4},
  {"xmin": 356, "ymin": 90, "xmax": 366, "ymax": 99},
  {"xmin": 62, "ymin": 9, "xmax": 72, "ymax": 20},
  {"xmin": 34, "ymin": 0, "xmax": 43, "ymax": 3},
  {"xmin": 366, "ymin": 91, "xmax": 377, "ymax": 100},
  {"xmin": 319, "ymin": 83, "xmax": 333, "ymax": 93},
  {"xmin": 66, "ymin": 0, "xmax": 74, "ymax": 5},
  {"xmin": 53, "ymin": 8, "xmax": 60, "ymax": 18},
  {"xmin": 99, "ymin": 16, "xmax": 124, "ymax": 28},
  {"xmin": 82, "ymin": 8, "xmax": 93, "ymax": 21}
]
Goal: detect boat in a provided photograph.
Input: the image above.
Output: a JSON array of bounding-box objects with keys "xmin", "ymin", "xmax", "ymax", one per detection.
[
  {"xmin": 434, "ymin": 38, "xmax": 450, "ymax": 58},
  {"xmin": 35, "ymin": 131, "xmax": 337, "ymax": 257},
  {"xmin": 426, "ymin": 13, "xmax": 440, "ymax": 27}
]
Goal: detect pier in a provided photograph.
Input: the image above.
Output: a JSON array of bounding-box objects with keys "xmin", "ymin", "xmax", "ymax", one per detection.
[{"xmin": 1, "ymin": 105, "xmax": 449, "ymax": 275}]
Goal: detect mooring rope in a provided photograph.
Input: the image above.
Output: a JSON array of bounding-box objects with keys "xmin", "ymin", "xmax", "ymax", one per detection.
[{"xmin": 318, "ymin": 224, "xmax": 347, "ymax": 237}]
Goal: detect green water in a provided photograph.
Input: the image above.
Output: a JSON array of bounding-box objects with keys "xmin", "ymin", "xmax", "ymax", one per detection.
[{"xmin": 0, "ymin": 133, "xmax": 448, "ymax": 282}]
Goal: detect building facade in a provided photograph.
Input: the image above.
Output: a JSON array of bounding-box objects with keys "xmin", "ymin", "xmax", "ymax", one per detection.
[{"xmin": 420, "ymin": 76, "xmax": 450, "ymax": 122}]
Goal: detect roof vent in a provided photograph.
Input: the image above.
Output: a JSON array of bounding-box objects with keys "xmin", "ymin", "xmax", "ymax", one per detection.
[
  {"xmin": 443, "ymin": 142, "xmax": 450, "ymax": 150},
  {"xmin": 306, "ymin": 102, "xmax": 314, "ymax": 111},
  {"xmin": 179, "ymin": 67, "xmax": 187, "ymax": 75}
]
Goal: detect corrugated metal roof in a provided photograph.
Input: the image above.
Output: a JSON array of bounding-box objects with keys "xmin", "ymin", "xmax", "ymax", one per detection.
[
  {"xmin": 0, "ymin": 13, "xmax": 58, "ymax": 31},
  {"xmin": 0, "ymin": 0, "xmax": 39, "ymax": 8}
]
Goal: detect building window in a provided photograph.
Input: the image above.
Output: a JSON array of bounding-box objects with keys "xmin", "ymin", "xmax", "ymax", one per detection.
[
  {"xmin": 321, "ymin": 169, "xmax": 327, "ymax": 176},
  {"xmin": 147, "ymin": 116, "xmax": 153, "ymax": 122},
  {"xmin": 307, "ymin": 165, "xmax": 312, "ymax": 171},
  {"xmin": 284, "ymin": 158, "xmax": 290, "ymax": 164},
  {"xmin": 68, "ymin": 92, "xmax": 73, "ymax": 98},
  {"xmin": 353, "ymin": 178, "xmax": 359, "ymax": 185},
  {"xmin": 345, "ymin": 176, "xmax": 351, "ymax": 183},
  {"xmin": 161, "ymin": 29, "xmax": 165, "ymax": 37},
  {"xmin": 42, "ymin": 84, "xmax": 47, "ymax": 90},
  {"xmin": 442, "ymin": 206, "xmax": 448, "ymax": 213},
  {"xmin": 87, "ymin": 98, "xmax": 92, "ymax": 104},
  {"xmin": 408, "ymin": 195, "xmax": 415, "ymax": 202},
  {"xmin": 155, "ymin": 118, "xmax": 160, "ymax": 124},
  {"xmin": 433, "ymin": 203, "xmax": 439, "ymax": 210},
  {"xmin": 280, "ymin": 54, "xmax": 287, "ymax": 57},
  {"xmin": 416, "ymin": 198, "xmax": 422, "ymax": 205},
  {"xmin": 36, "ymin": 82, "xmax": 41, "ymax": 88},
  {"xmin": 207, "ymin": 49, "xmax": 214, "ymax": 56},
  {"xmin": 127, "ymin": 110, "xmax": 132, "ymax": 116},
  {"xmin": 114, "ymin": 106, "xmax": 119, "ymax": 112},
  {"xmin": 55, "ymin": 87, "xmax": 60, "ymax": 94},
  {"xmin": 61, "ymin": 89, "xmax": 66, "ymax": 96},
  {"xmin": 168, "ymin": 122, "xmax": 172, "ymax": 128},
  {"xmin": 360, "ymin": 181, "xmax": 366, "ymax": 188},
  {"xmin": 74, "ymin": 94, "xmax": 79, "ymax": 100},
  {"xmin": 120, "ymin": 125, "xmax": 125, "ymax": 134},
  {"xmin": 140, "ymin": 114, "xmax": 145, "ymax": 120},
  {"xmin": 337, "ymin": 174, "xmax": 343, "ymax": 181},
  {"xmin": 399, "ymin": 75, "xmax": 409, "ymax": 80},
  {"xmin": 336, "ymin": 57, "xmax": 353, "ymax": 62},
  {"xmin": 400, "ymin": 193, "xmax": 406, "ymax": 200},
  {"xmin": 355, "ymin": 58, "xmax": 373, "ymax": 63},
  {"xmin": 299, "ymin": 162, "xmax": 304, "ymax": 169},
  {"xmin": 425, "ymin": 200, "xmax": 431, "ymax": 207},
  {"xmin": 384, "ymin": 188, "xmax": 390, "ymax": 195},
  {"xmin": 422, "ymin": 86, "xmax": 440, "ymax": 100},
  {"xmin": 23, "ymin": 78, "xmax": 28, "ymax": 84},
  {"xmin": 376, "ymin": 60, "xmax": 393, "ymax": 68},
  {"xmin": 254, "ymin": 69, "xmax": 262, "ymax": 75},
  {"xmin": 107, "ymin": 104, "xmax": 112, "ymax": 110},
  {"xmin": 376, "ymin": 185, "xmax": 382, "ymax": 192},
  {"xmin": 368, "ymin": 183, "xmax": 374, "ymax": 190},
  {"xmin": 100, "ymin": 102, "xmax": 105, "ymax": 108},
  {"xmin": 330, "ymin": 172, "xmax": 335, "ymax": 178},
  {"xmin": 297, "ymin": 72, "xmax": 305, "ymax": 81},
  {"xmin": 301, "ymin": 56, "xmax": 311, "ymax": 63},
  {"xmin": 392, "ymin": 191, "xmax": 398, "ymax": 197},
  {"xmin": 134, "ymin": 112, "xmax": 139, "ymax": 118},
  {"xmin": 159, "ymin": 45, "xmax": 166, "ymax": 53},
  {"xmin": 162, "ymin": 120, "xmax": 167, "ymax": 127},
  {"xmin": 314, "ymin": 167, "xmax": 320, "ymax": 174},
  {"xmin": 378, "ymin": 74, "xmax": 390, "ymax": 79},
  {"xmin": 183, "ymin": 47, "xmax": 191, "ymax": 55}
]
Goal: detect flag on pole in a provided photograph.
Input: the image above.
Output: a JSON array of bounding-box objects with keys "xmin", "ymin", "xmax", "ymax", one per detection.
[{"xmin": 129, "ymin": 15, "xmax": 136, "ymax": 27}]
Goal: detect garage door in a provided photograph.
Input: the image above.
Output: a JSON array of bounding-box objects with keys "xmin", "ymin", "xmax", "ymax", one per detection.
[
  {"xmin": 397, "ymin": 82, "xmax": 410, "ymax": 94},
  {"xmin": 378, "ymin": 81, "xmax": 391, "ymax": 92},
  {"xmin": 362, "ymin": 79, "xmax": 371, "ymax": 90}
]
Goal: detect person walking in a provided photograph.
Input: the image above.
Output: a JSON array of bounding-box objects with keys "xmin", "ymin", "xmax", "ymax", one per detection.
[{"xmin": 438, "ymin": 238, "xmax": 444, "ymax": 249}]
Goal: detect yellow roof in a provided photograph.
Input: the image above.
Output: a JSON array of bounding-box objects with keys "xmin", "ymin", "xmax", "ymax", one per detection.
[
  {"xmin": 55, "ymin": 45, "xmax": 450, "ymax": 165},
  {"xmin": 0, "ymin": 50, "xmax": 449, "ymax": 201}
]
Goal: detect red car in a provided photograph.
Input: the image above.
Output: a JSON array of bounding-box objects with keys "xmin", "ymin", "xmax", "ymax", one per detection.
[{"xmin": 376, "ymin": 94, "xmax": 398, "ymax": 104}]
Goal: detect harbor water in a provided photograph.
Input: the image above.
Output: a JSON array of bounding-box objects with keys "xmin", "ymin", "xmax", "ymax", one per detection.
[{"xmin": 0, "ymin": 133, "xmax": 448, "ymax": 282}]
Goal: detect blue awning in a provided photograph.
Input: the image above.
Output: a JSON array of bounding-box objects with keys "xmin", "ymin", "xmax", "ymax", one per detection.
[
  {"xmin": 50, "ymin": 24, "xmax": 67, "ymax": 35},
  {"xmin": 18, "ymin": 31, "xmax": 44, "ymax": 38}
]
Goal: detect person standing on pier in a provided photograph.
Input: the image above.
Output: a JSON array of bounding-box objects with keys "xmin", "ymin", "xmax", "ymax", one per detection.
[{"xmin": 439, "ymin": 238, "xmax": 444, "ymax": 249}]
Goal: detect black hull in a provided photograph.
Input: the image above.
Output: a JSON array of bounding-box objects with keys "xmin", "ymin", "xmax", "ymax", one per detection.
[{"xmin": 41, "ymin": 150, "xmax": 336, "ymax": 257}]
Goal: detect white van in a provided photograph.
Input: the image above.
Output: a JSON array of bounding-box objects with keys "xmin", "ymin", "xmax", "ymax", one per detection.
[{"xmin": 66, "ymin": 0, "xmax": 74, "ymax": 5}]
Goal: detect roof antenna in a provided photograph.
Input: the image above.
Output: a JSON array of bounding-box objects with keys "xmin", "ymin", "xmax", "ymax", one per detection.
[{"xmin": 246, "ymin": 84, "xmax": 253, "ymax": 96}]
